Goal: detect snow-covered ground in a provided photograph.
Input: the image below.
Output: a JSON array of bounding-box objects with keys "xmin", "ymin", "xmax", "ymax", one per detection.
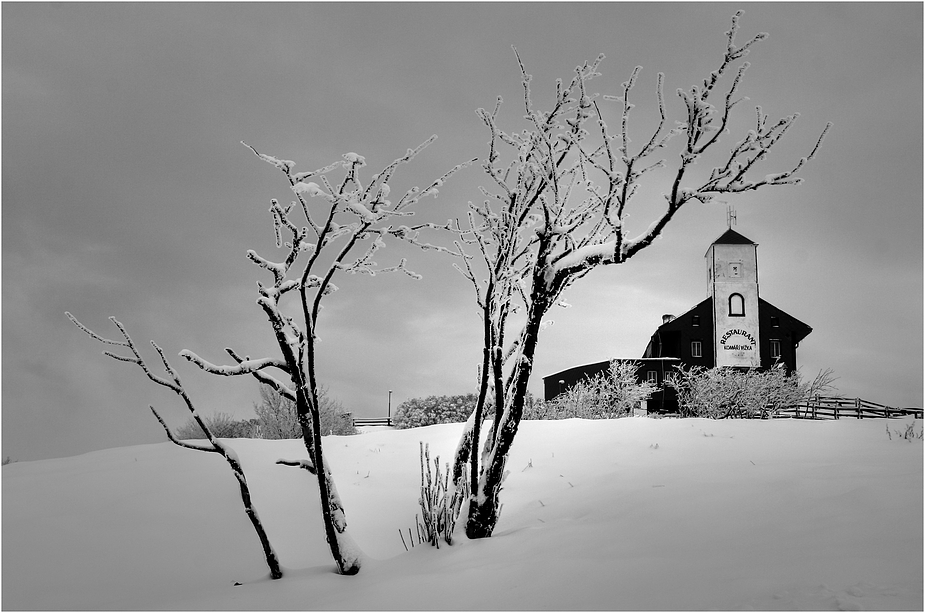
[{"xmin": 3, "ymin": 417, "xmax": 922, "ymax": 610}]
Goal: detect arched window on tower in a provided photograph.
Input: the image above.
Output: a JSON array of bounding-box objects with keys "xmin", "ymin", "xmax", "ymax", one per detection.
[{"xmin": 729, "ymin": 293, "xmax": 745, "ymax": 317}]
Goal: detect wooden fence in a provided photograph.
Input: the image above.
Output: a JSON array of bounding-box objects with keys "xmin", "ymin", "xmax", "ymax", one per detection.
[
  {"xmin": 353, "ymin": 417, "xmax": 393, "ymax": 427},
  {"xmin": 351, "ymin": 398, "xmax": 922, "ymax": 425},
  {"xmin": 776, "ymin": 396, "xmax": 923, "ymax": 420}
]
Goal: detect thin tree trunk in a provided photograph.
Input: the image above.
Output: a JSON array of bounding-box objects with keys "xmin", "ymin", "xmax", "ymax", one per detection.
[
  {"xmin": 297, "ymin": 389, "xmax": 361, "ymax": 575},
  {"xmin": 466, "ymin": 288, "xmax": 551, "ymax": 539},
  {"xmin": 225, "ymin": 452, "xmax": 284, "ymax": 579},
  {"xmin": 468, "ymin": 301, "xmax": 494, "ymax": 498}
]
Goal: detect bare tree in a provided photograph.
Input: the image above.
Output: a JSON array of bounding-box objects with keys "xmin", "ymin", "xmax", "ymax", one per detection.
[
  {"xmin": 66, "ymin": 314, "xmax": 283, "ymax": 580},
  {"xmin": 254, "ymin": 383, "xmax": 301, "ymax": 439},
  {"xmin": 69, "ymin": 137, "xmax": 471, "ymax": 575},
  {"xmin": 254, "ymin": 383, "xmax": 354, "ymax": 439},
  {"xmin": 450, "ymin": 12, "xmax": 831, "ymax": 539},
  {"xmin": 174, "ymin": 139, "xmax": 473, "ymax": 574}
]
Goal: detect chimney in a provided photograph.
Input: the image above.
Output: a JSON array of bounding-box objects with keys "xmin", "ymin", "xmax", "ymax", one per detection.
[{"xmin": 662, "ymin": 314, "xmax": 675, "ymax": 325}]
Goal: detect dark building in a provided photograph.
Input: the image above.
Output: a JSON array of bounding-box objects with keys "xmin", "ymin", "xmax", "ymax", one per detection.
[{"xmin": 543, "ymin": 228, "xmax": 812, "ymax": 412}]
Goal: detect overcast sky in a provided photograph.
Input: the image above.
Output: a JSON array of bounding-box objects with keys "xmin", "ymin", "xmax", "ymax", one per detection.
[{"xmin": 4, "ymin": 3, "xmax": 922, "ymax": 461}]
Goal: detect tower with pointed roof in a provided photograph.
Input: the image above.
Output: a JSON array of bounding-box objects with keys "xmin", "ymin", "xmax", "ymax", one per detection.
[{"xmin": 706, "ymin": 228, "xmax": 761, "ymax": 367}]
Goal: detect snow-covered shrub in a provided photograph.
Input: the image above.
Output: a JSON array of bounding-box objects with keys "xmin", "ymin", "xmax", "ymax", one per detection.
[
  {"xmin": 525, "ymin": 361, "xmax": 655, "ymax": 420},
  {"xmin": 667, "ymin": 365, "xmax": 836, "ymax": 419},
  {"xmin": 393, "ymin": 394, "xmax": 483, "ymax": 429},
  {"xmin": 402, "ymin": 442, "xmax": 465, "ymax": 550}
]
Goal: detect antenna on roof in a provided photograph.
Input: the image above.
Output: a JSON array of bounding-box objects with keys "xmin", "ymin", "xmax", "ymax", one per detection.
[{"xmin": 726, "ymin": 204, "xmax": 737, "ymax": 229}]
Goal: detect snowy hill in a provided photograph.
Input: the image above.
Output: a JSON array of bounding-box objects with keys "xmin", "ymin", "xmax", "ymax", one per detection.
[{"xmin": 3, "ymin": 418, "xmax": 922, "ymax": 610}]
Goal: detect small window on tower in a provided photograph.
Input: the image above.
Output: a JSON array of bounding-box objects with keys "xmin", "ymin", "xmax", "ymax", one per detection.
[
  {"xmin": 692, "ymin": 315, "xmax": 701, "ymax": 326},
  {"xmin": 729, "ymin": 293, "xmax": 745, "ymax": 317},
  {"xmin": 770, "ymin": 316, "xmax": 780, "ymax": 328},
  {"xmin": 691, "ymin": 341, "xmax": 702, "ymax": 358},
  {"xmin": 729, "ymin": 262, "xmax": 742, "ymax": 278}
]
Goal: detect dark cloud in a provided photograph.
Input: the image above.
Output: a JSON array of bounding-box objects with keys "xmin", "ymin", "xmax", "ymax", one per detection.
[{"xmin": 4, "ymin": 3, "xmax": 921, "ymax": 460}]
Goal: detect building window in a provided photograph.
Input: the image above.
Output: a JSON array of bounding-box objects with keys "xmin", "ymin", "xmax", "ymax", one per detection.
[
  {"xmin": 770, "ymin": 339, "xmax": 781, "ymax": 359},
  {"xmin": 691, "ymin": 341, "xmax": 702, "ymax": 358},
  {"xmin": 692, "ymin": 315, "xmax": 701, "ymax": 326},
  {"xmin": 729, "ymin": 293, "xmax": 745, "ymax": 317},
  {"xmin": 647, "ymin": 371, "xmax": 658, "ymax": 384},
  {"xmin": 770, "ymin": 316, "xmax": 780, "ymax": 328}
]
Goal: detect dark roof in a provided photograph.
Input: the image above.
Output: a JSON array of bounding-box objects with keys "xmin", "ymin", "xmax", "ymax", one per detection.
[
  {"xmin": 711, "ymin": 228, "xmax": 756, "ymax": 246},
  {"xmin": 650, "ymin": 296, "xmax": 812, "ymax": 345},
  {"xmin": 542, "ymin": 357, "xmax": 681, "ymax": 384},
  {"xmin": 654, "ymin": 298, "xmax": 712, "ymax": 333},
  {"xmin": 758, "ymin": 297, "xmax": 813, "ymax": 345}
]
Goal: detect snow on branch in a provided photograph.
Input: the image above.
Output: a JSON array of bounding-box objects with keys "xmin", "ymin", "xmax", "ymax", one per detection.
[
  {"xmin": 67, "ymin": 312, "xmax": 284, "ymax": 579},
  {"xmin": 241, "ymin": 141, "xmax": 295, "ymax": 174},
  {"xmin": 149, "ymin": 406, "xmax": 216, "ymax": 452},
  {"xmin": 224, "ymin": 347, "xmax": 296, "ymax": 401},
  {"xmin": 247, "ymin": 249, "xmax": 288, "ymax": 284},
  {"xmin": 275, "ymin": 458, "xmax": 318, "ymax": 474},
  {"xmin": 378, "ymin": 257, "xmax": 423, "ymax": 280},
  {"xmin": 179, "ymin": 350, "xmax": 288, "ymax": 377},
  {"xmin": 67, "ymin": 312, "xmax": 181, "ymax": 392}
]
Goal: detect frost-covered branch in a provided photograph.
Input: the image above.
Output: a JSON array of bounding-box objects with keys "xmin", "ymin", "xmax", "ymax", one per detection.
[
  {"xmin": 66, "ymin": 313, "xmax": 283, "ymax": 580},
  {"xmin": 150, "ymin": 405, "xmax": 216, "ymax": 452},
  {"xmin": 275, "ymin": 458, "xmax": 317, "ymax": 474},
  {"xmin": 179, "ymin": 351, "xmax": 288, "ymax": 378},
  {"xmin": 224, "ymin": 347, "xmax": 296, "ymax": 401}
]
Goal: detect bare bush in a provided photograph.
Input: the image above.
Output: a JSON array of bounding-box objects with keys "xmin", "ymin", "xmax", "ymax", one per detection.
[
  {"xmin": 526, "ymin": 361, "xmax": 656, "ymax": 420},
  {"xmin": 667, "ymin": 365, "xmax": 837, "ymax": 419},
  {"xmin": 175, "ymin": 412, "xmax": 247, "ymax": 439}
]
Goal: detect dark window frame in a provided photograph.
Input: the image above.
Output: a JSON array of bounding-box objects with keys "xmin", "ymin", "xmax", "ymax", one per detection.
[
  {"xmin": 729, "ymin": 293, "xmax": 745, "ymax": 317},
  {"xmin": 770, "ymin": 339, "xmax": 782, "ymax": 359}
]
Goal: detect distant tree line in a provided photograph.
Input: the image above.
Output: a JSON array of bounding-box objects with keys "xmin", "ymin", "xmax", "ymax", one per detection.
[{"xmin": 175, "ymin": 384, "xmax": 357, "ymax": 439}]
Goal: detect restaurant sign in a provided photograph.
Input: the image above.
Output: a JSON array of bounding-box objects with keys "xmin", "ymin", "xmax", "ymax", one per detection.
[{"xmin": 720, "ymin": 329, "xmax": 757, "ymax": 352}]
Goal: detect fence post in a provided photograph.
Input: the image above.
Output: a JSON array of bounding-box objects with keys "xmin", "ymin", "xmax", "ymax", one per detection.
[{"xmin": 856, "ymin": 397, "xmax": 861, "ymax": 419}]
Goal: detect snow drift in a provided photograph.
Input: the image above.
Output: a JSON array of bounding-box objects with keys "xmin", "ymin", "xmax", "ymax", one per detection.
[{"xmin": 3, "ymin": 417, "xmax": 921, "ymax": 610}]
